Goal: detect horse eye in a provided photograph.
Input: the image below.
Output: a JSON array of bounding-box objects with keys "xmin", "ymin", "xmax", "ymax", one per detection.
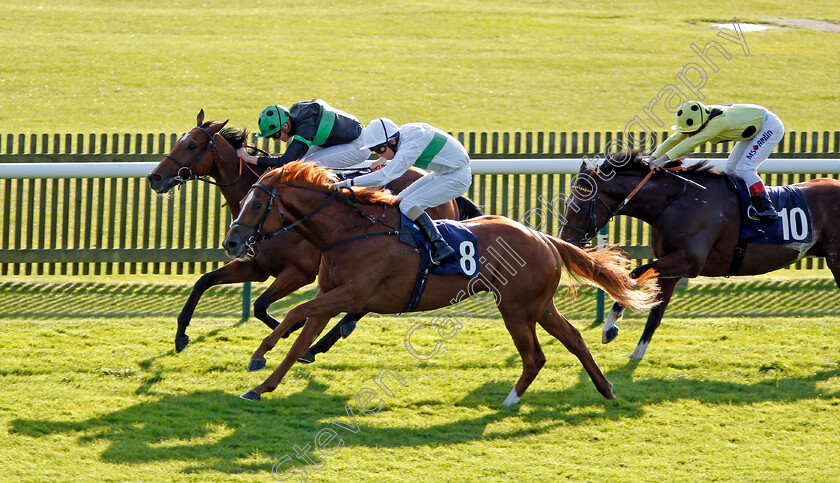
[
  {"xmin": 187, "ymin": 142, "xmax": 197, "ymax": 150},
  {"xmin": 253, "ymin": 202, "xmax": 263, "ymax": 210}
]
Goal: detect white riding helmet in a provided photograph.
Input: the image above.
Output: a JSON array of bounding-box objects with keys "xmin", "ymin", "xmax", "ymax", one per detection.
[{"xmin": 360, "ymin": 117, "xmax": 400, "ymax": 150}]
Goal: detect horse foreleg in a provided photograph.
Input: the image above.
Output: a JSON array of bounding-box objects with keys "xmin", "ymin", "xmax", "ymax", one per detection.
[
  {"xmin": 603, "ymin": 303, "xmax": 624, "ymax": 343},
  {"xmin": 603, "ymin": 263, "xmax": 657, "ymax": 344},
  {"xmin": 252, "ymin": 266, "xmax": 315, "ymax": 334},
  {"xmin": 175, "ymin": 260, "xmax": 269, "ymax": 352},
  {"xmin": 299, "ymin": 312, "xmax": 367, "ymax": 364},
  {"xmin": 241, "ymin": 286, "xmax": 360, "ymax": 400},
  {"xmin": 628, "ymin": 277, "xmax": 680, "ymax": 360},
  {"xmin": 538, "ymin": 304, "xmax": 614, "ymax": 399}
]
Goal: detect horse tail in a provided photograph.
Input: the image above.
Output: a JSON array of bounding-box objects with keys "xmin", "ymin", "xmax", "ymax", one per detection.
[
  {"xmin": 545, "ymin": 235, "xmax": 659, "ymax": 312},
  {"xmin": 455, "ymin": 195, "xmax": 484, "ymax": 220}
]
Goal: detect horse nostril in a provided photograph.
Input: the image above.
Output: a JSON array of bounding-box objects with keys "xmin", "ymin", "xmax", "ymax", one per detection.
[{"xmin": 148, "ymin": 173, "xmax": 161, "ymax": 182}]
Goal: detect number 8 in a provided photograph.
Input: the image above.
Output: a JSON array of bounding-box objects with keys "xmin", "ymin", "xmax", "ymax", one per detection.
[{"xmin": 459, "ymin": 241, "xmax": 477, "ymax": 275}]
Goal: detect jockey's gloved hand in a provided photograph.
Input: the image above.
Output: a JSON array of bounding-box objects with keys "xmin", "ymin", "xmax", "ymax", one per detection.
[
  {"xmin": 333, "ymin": 179, "xmax": 353, "ymax": 190},
  {"xmin": 649, "ymin": 155, "xmax": 669, "ymax": 171},
  {"xmin": 237, "ymin": 147, "xmax": 258, "ymax": 164}
]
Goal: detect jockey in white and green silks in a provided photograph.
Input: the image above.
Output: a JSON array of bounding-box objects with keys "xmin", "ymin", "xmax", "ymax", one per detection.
[
  {"xmin": 237, "ymin": 99, "xmax": 371, "ymax": 169},
  {"xmin": 332, "ymin": 118, "xmax": 473, "ymax": 264},
  {"xmin": 649, "ymin": 101, "xmax": 784, "ymax": 221}
]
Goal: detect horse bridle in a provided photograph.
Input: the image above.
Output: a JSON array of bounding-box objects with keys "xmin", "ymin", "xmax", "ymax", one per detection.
[
  {"xmin": 228, "ymin": 183, "xmax": 392, "ymax": 255},
  {"xmin": 560, "ymin": 170, "xmax": 655, "ymax": 245},
  {"xmin": 559, "ymin": 190, "xmax": 616, "ymax": 245},
  {"xmin": 164, "ymin": 124, "xmax": 261, "ymax": 187},
  {"xmin": 164, "ymin": 125, "xmax": 220, "ymax": 183}
]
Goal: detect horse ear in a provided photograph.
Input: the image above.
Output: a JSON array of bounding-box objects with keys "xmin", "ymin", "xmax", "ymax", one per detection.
[
  {"xmin": 197, "ymin": 109, "xmax": 205, "ymax": 127},
  {"xmin": 220, "ymin": 119, "xmax": 229, "ymax": 129},
  {"xmin": 579, "ymin": 161, "xmax": 587, "ymax": 172}
]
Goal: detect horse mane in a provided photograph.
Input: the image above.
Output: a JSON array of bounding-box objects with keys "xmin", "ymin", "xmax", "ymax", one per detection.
[
  {"xmin": 259, "ymin": 161, "xmax": 399, "ymax": 205},
  {"xmin": 201, "ymin": 123, "xmax": 268, "ymax": 175},
  {"xmin": 219, "ymin": 126, "xmax": 248, "ymax": 150},
  {"xmin": 601, "ymin": 150, "xmax": 718, "ymax": 174}
]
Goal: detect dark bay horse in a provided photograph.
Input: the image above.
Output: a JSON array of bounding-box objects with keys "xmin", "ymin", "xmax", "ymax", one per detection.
[
  {"xmin": 559, "ymin": 151, "xmax": 840, "ymax": 360},
  {"xmin": 147, "ymin": 110, "xmax": 482, "ymax": 355},
  {"xmin": 222, "ymin": 162, "xmax": 659, "ymax": 403}
]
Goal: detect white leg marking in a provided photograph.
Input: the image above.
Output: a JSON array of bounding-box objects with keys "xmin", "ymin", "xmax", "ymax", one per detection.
[
  {"xmin": 627, "ymin": 341, "xmax": 649, "ymax": 360},
  {"xmin": 502, "ymin": 387, "xmax": 521, "ymax": 407},
  {"xmin": 602, "ymin": 307, "xmax": 623, "ymax": 343}
]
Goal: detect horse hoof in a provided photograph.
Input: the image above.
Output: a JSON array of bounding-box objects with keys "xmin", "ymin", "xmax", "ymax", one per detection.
[
  {"xmin": 175, "ymin": 335, "xmax": 190, "ymax": 353},
  {"xmin": 298, "ymin": 350, "xmax": 315, "ymax": 364},
  {"xmin": 502, "ymin": 387, "xmax": 521, "ymax": 407},
  {"xmin": 239, "ymin": 390, "xmax": 261, "ymax": 401},
  {"xmin": 247, "ymin": 359, "xmax": 266, "ymax": 372},
  {"xmin": 602, "ymin": 326, "xmax": 619, "ymax": 344},
  {"xmin": 340, "ymin": 321, "xmax": 357, "ymax": 339}
]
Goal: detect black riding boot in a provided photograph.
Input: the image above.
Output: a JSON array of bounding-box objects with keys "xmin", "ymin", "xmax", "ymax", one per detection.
[
  {"xmin": 414, "ymin": 212, "xmax": 455, "ymax": 264},
  {"xmin": 748, "ymin": 191, "xmax": 779, "ymax": 221}
]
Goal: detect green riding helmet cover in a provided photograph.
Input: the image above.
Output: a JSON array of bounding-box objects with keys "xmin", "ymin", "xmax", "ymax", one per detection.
[{"xmin": 257, "ymin": 105, "xmax": 291, "ymax": 138}]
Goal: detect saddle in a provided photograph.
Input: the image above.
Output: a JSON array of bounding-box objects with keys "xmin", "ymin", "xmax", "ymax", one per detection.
[
  {"xmin": 398, "ymin": 214, "xmax": 480, "ymax": 311},
  {"xmin": 725, "ymin": 176, "xmax": 813, "ymax": 275}
]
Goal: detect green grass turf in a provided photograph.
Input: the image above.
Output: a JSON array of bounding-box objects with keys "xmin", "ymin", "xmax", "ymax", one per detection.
[
  {"xmin": 1, "ymin": 1, "xmax": 839, "ymax": 134},
  {"xmin": 2, "ymin": 2, "xmax": 840, "ymax": 481},
  {"xmin": 1, "ymin": 274, "xmax": 838, "ymax": 482}
]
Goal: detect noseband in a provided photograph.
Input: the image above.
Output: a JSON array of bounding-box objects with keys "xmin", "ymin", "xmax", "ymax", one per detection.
[
  {"xmin": 165, "ymin": 125, "xmax": 219, "ymax": 183},
  {"xmin": 228, "ymin": 184, "xmax": 342, "ymax": 254},
  {"xmin": 164, "ymin": 125, "xmax": 259, "ymax": 187},
  {"xmin": 561, "ymin": 169, "xmax": 655, "ymax": 244}
]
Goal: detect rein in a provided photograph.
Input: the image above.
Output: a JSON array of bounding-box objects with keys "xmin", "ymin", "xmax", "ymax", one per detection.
[
  {"xmin": 165, "ymin": 124, "xmax": 263, "ymax": 187},
  {"xmin": 562, "ymin": 166, "xmax": 698, "ymax": 244},
  {"xmin": 230, "ymin": 183, "xmax": 398, "ymax": 255},
  {"xmin": 561, "ymin": 169, "xmax": 654, "ymax": 243}
]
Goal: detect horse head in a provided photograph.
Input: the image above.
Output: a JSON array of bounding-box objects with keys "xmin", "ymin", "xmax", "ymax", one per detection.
[
  {"xmin": 222, "ymin": 162, "xmax": 340, "ymax": 259},
  {"xmin": 560, "ymin": 151, "xmax": 715, "ymax": 246},
  {"xmin": 147, "ymin": 109, "xmax": 246, "ymax": 194},
  {"xmin": 222, "ymin": 161, "xmax": 396, "ymax": 259},
  {"xmin": 560, "ymin": 151, "xmax": 659, "ymax": 246}
]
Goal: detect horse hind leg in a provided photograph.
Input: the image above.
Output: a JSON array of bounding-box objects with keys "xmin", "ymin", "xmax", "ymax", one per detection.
[
  {"xmin": 822, "ymin": 245, "xmax": 840, "ymax": 290},
  {"xmin": 500, "ymin": 317, "xmax": 546, "ymax": 407},
  {"xmin": 627, "ymin": 276, "xmax": 680, "ymax": 360},
  {"xmin": 537, "ymin": 303, "xmax": 614, "ymax": 399}
]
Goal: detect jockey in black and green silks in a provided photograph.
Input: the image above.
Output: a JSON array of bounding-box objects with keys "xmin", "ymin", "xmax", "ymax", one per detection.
[{"xmin": 239, "ymin": 99, "xmax": 371, "ymax": 169}]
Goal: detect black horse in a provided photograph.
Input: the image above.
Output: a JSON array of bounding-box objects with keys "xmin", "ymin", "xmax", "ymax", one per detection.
[{"xmin": 560, "ymin": 151, "xmax": 840, "ymax": 359}]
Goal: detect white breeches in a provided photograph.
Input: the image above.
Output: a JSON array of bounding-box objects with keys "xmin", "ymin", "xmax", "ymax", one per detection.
[
  {"xmin": 303, "ymin": 134, "xmax": 371, "ymax": 169},
  {"xmin": 397, "ymin": 166, "xmax": 472, "ymax": 218},
  {"xmin": 724, "ymin": 111, "xmax": 784, "ymax": 187}
]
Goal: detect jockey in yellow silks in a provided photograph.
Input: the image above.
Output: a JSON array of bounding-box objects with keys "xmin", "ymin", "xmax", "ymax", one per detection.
[{"xmin": 649, "ymin": 101, "xmax": 784, "ymax": 221}]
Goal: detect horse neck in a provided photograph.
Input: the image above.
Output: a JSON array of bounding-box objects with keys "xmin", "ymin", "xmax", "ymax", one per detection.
[
  {"xmin": 217, "ymin": 170, "xmax": 260, "ymax": 218},
  {"xmin": 209, "ymin": 142, "xmax": 260, "ymax": 218},
  {"xmin": 281, "ymin": 186, "xmax": 395, "ymax": 251},
  {"xmin": 601, "ymin": 171, "xmax": 686, "ymax": 223}
]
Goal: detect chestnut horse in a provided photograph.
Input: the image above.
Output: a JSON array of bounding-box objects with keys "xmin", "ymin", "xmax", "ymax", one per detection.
[
  {"xmin": 222, "ymin": 162, "xmax": 658, "ymax": 404},
  {"xmin": 147, "ymin": 110, "xmax": 482, "ymax": 356},
  {"xmin": 560, "ymin": 151, "xmax": 840, "ymax": 360}
]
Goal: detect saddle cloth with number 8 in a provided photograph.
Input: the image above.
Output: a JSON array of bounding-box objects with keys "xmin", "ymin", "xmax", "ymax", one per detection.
[{"xmin": 399, "ymin": 214, "xmax": 481, "ymax": 279}]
